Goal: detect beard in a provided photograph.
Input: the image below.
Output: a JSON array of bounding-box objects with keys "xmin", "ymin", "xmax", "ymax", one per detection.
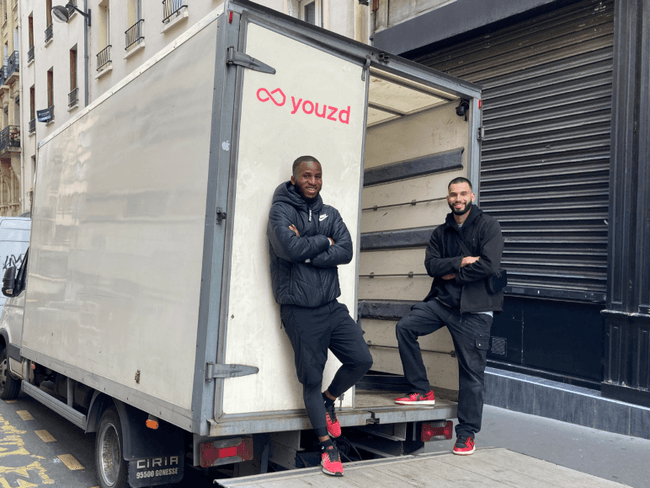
[
  {"xmin": 294, "ymin": 183, "xmax": 319, "ymax": 204},
  {"xmin": 448, "ymin": 200, "xmax": 472, "ymax": 216}
]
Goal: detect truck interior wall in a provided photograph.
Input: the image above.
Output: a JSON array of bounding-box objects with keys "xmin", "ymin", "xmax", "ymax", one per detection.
[
  {"xmin": 23, "ymin": 18, "xmax": 220, "ymax": 424},
  {"xmin": 359, "ymin": 101, "xmax": 472, "ymax": 392},
  {"xmin": 219, "ymin": 21, "xmax": 367, "ymax": 417}
]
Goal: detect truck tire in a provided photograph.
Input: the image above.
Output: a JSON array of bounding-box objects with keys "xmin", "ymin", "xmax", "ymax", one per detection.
[
  {"xmin": 96, "ymin": 406, "xmax": 130, "ymax": 488},
  {"xmin": 0, "ymin": 347, "xmax": 21, "ymax": 400}
]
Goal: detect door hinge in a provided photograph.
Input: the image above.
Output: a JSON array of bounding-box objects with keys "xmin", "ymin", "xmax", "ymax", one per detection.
[
  {"xmin": 226, "ymin": 46, "xmax": 276, "ymax": 74},
  {"xmin": 216, "ymin": 208, "xmax": 227, "ymax": 225},
  {"xmin": 477, "ymin": 126, "xmax": 485, "ymax": 141},
  {"xmin": 206, "ymin": 362, "xmax": 259, "ymax": 381}
]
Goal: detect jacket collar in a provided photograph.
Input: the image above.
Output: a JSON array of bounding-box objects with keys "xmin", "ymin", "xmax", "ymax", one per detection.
[
  {"xmin": 272, "ymin": 181, "xmax": 324, "ymax": 213},
  {"xmin": 445, "ymin": 204, "xmax": 482, "ymax": 231}
]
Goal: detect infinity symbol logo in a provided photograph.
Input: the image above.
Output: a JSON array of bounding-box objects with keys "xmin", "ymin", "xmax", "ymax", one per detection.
[{"xmin": 256, "ymin": 88, "xmax": 286, "ymax": 106}]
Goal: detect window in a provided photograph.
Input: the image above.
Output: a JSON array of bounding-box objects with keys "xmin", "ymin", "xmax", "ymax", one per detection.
[
  {"xmin": 126, "ymin": 0, "xmax": 144, "ymax": 51},
  {"xmin": 99, "ymin": 0, "xmax": 110, "ymax": 50},
  {"xmin": 70, "ymin": 47, "xmax": 77, "ymax": 90},
  {"xmin": 47, "ymin": 68, "xmax": 54, "ymax": 109},
  {"xmin": 97, "ymin": 0, "xmax": 112, "ymax": 72},
  {"xmin": 45, "ymin": 0, "xmax": 53, "ymax": 43},
  {"xmin": 29, "ymin": 85, "xmax": 35, "ymax": 133},
  {"xmin": 69, "ymin": 46, "xmax": 78, "ymax": 107},
  {"xmin": 28, "ymin": 14, "xmax": 34, "ymax": 47},
  {"xmin": 162, "ymin": 0, "xmax": 187, "ymax": 24},
  {"xmin": 300, "ymin": 0, "xmax": 322, "ymax": 27}
]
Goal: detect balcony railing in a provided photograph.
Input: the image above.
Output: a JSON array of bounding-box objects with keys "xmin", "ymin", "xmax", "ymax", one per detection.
[
  {"xmin": 29, "ymin": 119, "xmax": 35, "ymax": 134},
  {"xmin": 7, "ymin": 51, "xmax": 18, "ymax": 78},
  {"xmin": 0, "ymin": 126, "xmax": 20, "ymax": 153},
  {"xmin": 125, "ymin": 19, "xmax": 144, "ymax": 50},
  {"xmin": 28, "ymin": 46, "xmax": 34, "ymax": 63},
  {"xmin": 68, "ymin": 87, "xmax": 79, "ymax": 107},
  {"xmin": 0, "ymin": 66, "xmax": 7, "ymax": 86},
  {"xmin": 162, "ymin": 0, "xmax": 187, "ymax": 24},
  {"xmin": 96, "ymin": 45, "xmax": 112, "ymax": 71},
  {"xmin": 45, "ymin": 23, "xmax": 53, "ymax": 43}
]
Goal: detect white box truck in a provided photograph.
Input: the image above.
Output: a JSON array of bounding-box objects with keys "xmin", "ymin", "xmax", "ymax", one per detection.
[{"xmin": 0, "ymin": 1, "xmax": 482, "ymax": 486}]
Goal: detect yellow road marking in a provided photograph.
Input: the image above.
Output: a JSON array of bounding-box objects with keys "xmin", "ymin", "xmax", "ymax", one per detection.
[
  {"xmin": 57, "ymin": 454, "xmax": 85, "ymax": 471},
  {"xmin": 16, "ymin": 411, "xmax": 34, "ymax": 421},
  {"xmin": 0, "ymin": 460, "xmax": 55, "ymax": 484},
  {"xmin": 0, "ymin": 477, "xmax": 39, "ymax": 487},
  {"xmin": 35, "ymin": 430, "xmax": 56, "ymax": 443},
  {"xmin": 4, "ymin": 400, "xmax": 16, "ymax": 404},
  {"xmin": 0, "ymin": 413, "xmax": 55, "ymax": 484}
]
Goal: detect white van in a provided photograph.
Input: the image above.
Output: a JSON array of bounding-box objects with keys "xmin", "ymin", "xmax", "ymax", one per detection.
[{"xmin": 0, "ymin": 216, "xmax": 30, "ymax": 399}]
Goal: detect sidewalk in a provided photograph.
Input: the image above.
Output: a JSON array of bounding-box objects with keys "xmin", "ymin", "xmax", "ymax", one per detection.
[{"xmin": 424, "ymin": 405, "xmax": 650, "ymax": 488}]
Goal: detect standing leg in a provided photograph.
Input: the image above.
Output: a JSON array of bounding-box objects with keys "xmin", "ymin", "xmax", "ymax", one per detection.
[
  {"xmin": 325, "ymin": 302, "xmax": 373, "ymax": 399},
  {"xmin": 445, "ymin": 311, "xmax": 492, "ymax": 440},
  {"xmin": 280, "ymin": 304, "xmax": 331, "ymax": 438},
  {"xmin": 395, "ymin": 301, "xmax": 448, "ymax": 393}
]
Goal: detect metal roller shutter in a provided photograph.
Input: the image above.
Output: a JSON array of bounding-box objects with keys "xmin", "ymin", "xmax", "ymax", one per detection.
[{"xmin": 411, "ymin": 0, "xmax": 613, "ymax": 303}]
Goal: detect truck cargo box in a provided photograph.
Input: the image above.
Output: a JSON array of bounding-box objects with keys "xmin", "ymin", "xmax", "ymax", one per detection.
[{"xmin": 5, "ymin": 1, "xmax": 482, "ymax": 484}]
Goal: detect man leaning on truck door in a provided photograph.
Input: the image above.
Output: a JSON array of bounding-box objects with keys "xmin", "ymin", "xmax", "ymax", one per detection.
[
  {"xmin": 267, "ymin": 156, "xmax": 373, "ymax": 477},
  {"xmin": 394, "ymin": 177, "xmax": 504, "ymax": 456}
]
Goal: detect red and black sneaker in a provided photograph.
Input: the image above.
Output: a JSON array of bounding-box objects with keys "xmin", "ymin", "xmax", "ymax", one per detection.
[
  {"xmin": 325, "ymin": 403, "xmax": 341, "ymax": 438},
  {"xmin": 320, "ymin": 442, "xmax": 344, "ymax": 476},
  {"xmin": 394, "ymin": 390, "xmax": 436, "ymax": 405},
  {"xmin": 453, "ymin": 436, "xmax": 476, "ymax": 455}
]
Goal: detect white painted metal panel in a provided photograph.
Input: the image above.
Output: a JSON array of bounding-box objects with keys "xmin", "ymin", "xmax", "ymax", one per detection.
[
  {"xmin": 23, "ymin": 21, "xmax": 219, "ymax": 412},
  {"xmin": 221, "ymin": 22, "xmax": 366, "ymax": 415}
]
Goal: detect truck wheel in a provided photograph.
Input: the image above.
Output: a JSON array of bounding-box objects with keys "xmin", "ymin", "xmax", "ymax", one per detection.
[
  {"xmin": 0, "ymin": 347, "xmax": 21, "ymax": 400},
  {"xmin": 96, "ymin": 407, "xmax": 130, "ymax": 488}
]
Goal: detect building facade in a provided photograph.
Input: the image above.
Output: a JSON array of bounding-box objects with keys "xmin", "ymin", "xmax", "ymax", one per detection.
[
  {"xmin": 0, "ymin": 0, "xmax": 22, "ymax": 216},
  {"xmin": 371, "ymin": 0, "xmax": 650, "ymax": 409},
  {"xmin": 16, "ymin": 0, "xmax": 369, "ymax": 217}
]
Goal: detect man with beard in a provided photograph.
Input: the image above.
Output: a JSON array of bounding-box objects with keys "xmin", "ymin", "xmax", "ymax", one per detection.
[
  {"xmin": 267, "ymin": 156, "xmax": 373, "ymax": 477},
  {"xmin": 394, "ymin": 177, "xmax": 504, "ymax": 456}
]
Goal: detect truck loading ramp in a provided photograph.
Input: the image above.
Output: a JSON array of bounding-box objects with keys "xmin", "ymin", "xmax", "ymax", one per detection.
[{"xmin": 215, "ymin": 447, "xmax": 625, "ymax": 487}]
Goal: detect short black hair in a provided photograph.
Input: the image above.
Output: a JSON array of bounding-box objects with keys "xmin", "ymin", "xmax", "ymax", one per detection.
[
  {"xmin": 292, "ymin": 156, "xmax": 321, "ymax": 176},
  {"xmin": 448, "ymin": 177, "xmax": 472, "ymax": 191}
]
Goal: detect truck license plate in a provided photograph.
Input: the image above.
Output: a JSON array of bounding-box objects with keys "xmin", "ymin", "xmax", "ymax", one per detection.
[{"xmin": 128, "ymin": 455, "xmax": 184, "ymax": 487}]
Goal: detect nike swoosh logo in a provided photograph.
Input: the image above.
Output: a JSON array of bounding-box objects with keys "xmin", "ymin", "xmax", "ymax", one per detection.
[{"xmin": 319, "ymin": 214, "xmax": 328, "ymax": 221}]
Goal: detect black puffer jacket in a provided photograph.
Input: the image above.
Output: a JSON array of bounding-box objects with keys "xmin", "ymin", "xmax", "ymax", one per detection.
[
  {"xmin": 423, "ymin": 204, "xmax": 504, "ymax": 313},
  {"xmin": 267, "ymin": 182, "xmax": 353, "ymax": 308}
]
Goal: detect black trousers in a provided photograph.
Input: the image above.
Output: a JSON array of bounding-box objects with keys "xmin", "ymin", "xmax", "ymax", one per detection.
[
  {"xmin": 395, "ymin": 299, "xmax": 492, "ymax": 438},
  {"xmin": 281, "ymin": 301, "xmax": 373, "ymax": 438}
]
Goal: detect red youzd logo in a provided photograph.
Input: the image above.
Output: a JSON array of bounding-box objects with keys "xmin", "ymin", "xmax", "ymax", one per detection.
[{"xmin": 256, "ymin": 87, "xmax": 350, "ymax": 125}]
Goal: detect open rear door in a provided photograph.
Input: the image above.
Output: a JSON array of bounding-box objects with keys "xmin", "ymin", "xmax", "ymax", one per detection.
[{"xmin": 216, "ymin": 10, "xmax": 367, "ymax": 419}]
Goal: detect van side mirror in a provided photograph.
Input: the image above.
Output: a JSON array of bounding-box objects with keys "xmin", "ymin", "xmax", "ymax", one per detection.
[{"xmin": 2, "ymin": 266, "xmax": 16, "ymax": 297}]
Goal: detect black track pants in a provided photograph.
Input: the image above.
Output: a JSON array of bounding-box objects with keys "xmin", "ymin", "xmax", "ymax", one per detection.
[{"xmin": 281, "ymin": 301, "xmax": 373, "ymax": 437}]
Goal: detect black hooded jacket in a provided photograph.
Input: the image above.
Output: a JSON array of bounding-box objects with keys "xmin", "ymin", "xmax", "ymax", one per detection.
[
  {"xmin": 424, "ymin": 204, "xmax": 504, "ymax": 313},
  {"xmin": 267, "ymin": 181, "xmax": 353, "ymax": 308}
]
